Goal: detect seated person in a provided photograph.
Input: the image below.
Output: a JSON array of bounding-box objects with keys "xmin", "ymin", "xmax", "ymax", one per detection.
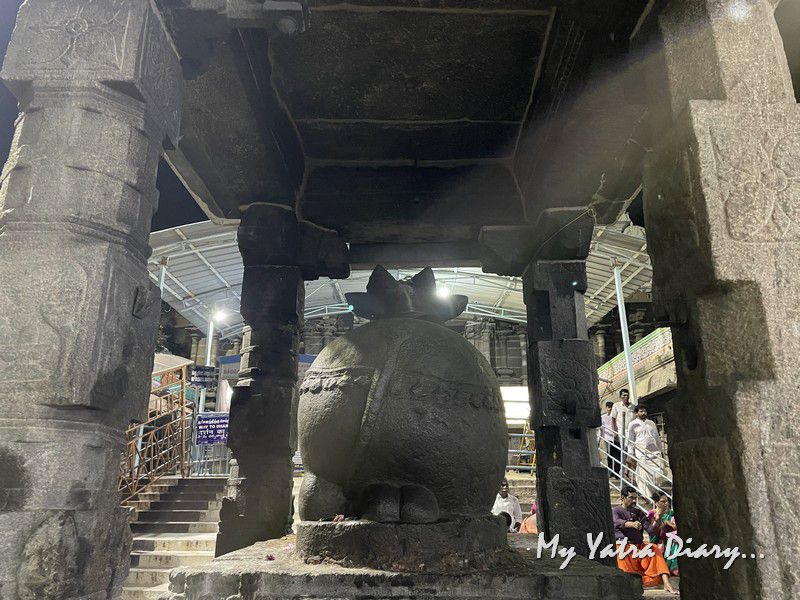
[
  {"xmin": 648, "ymin": 492, "xmax": 679, "ymax": 576},
  {"xmin": 491, "ymin": 478, "xmax": 522, "ymax": 531},
  {"xmin": 613, "ymin": 486, "xmax": 677, "ymax": 594},
  {"xmin": 519, "ymin": 501, "xmax": 538, "ymax": 534}
]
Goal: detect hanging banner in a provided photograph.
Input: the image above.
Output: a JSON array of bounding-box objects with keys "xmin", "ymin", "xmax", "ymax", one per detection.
[{"xmin": 196, "ymin": 412, "xmax": 229, "ymax": 445}]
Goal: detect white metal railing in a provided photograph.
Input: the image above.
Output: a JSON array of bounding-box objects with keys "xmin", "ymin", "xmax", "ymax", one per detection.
[
  {"xmin": 597, "ymin": 424, "xmax": 672, "ymax": 510},
  {"xmin": 190, "ymin": 440, "xmax": 232, "ymax": 476}
]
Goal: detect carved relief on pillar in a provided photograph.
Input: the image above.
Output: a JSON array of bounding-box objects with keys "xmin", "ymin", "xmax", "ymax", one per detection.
[
  {"xmin": 530, "ymin": 340, "xmax": 600, "ymax": 429},
  {"xmin": 2, "ymin": 0, "xmax": 182, "ymax": 142},
  {"xmin": 0, "ymin": 243, "xmax": 159, "ymax": 421},
  {"xmin": 689, "ymin": 102, "xmax": 800, "ymax": 252},
  {"xmin": 643, "ymin": 3, "xmax": 800, "ymax": 595},
  {"xmin": 712, "ymin": 126, "xmax": 800, "ymax": 243}
]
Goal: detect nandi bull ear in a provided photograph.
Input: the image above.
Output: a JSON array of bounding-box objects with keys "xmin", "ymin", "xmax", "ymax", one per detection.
[
  {"xmin": 366, "ymin": 264, "xmax": 400, "ymax": 294},
  {"xmin": 408, "ymin": 267, "xmax": 436, "ymax": 293},
  {"xmin": 348, "ymin": 266, "xmax": 468, "ymax": 322}
]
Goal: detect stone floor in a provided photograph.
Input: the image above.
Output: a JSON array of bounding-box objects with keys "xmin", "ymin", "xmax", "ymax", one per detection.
[{"xmin": 643, "ymin": 578, "xmax": 680, "ymax": 598}]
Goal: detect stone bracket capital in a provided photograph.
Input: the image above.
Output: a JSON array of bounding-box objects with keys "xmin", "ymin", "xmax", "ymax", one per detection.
[
  {"xmin": 479, "ymin": 208, "xmax": 594, "ymax": 276},
  {"xmin": 238, "ymin": 203, "xmax": 349, "ymax": 280},
  {"xmin": 1, "ymin": 0, "xmax": 183, "ymax": 145}
]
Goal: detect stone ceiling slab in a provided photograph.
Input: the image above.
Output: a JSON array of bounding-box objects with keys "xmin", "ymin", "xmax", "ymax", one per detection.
[{"xmin": 269, "ymin": 10, "xmax": 550, "ymax": 122}]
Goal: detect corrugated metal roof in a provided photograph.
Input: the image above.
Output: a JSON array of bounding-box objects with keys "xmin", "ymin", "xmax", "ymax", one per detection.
[
  {"xmin": 152, "ymin": 353, "xmax": 194, "ymax": 374},
  {"xmin": 148, "ymin": 216, "xmax": 651, "ymax": 338}
]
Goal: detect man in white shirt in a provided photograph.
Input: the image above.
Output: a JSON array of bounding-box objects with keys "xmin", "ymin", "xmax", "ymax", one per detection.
[
  {"xmin": 491, "ymin": 478, "xmax": 522, "ymax": 531},
  {"xmin": 610, "ymin": 388, "xmax": 636, "ymax": 454},
  {"xmin": 626, "ymin": 405, "xmax": 665, "ymax": 498},
  {"xmin": 599, "ymin": 401, "xmax": 620, "ymax": 477}
]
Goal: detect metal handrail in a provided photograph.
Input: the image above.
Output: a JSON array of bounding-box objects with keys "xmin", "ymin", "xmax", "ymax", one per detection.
[
  {"xmin": 598, "ymin": 425, "xmax": 672, "ymax": 509},
  {"xmin": 118, "ymin": 364, "xmax": 193, "ymax": 503},
  {"xmin": 118, "ymin": 409, "xmax": 193, "ymax": 503},
  {"xmin": 499, "ymin": 422, "xmax": 672, "ymax": 511}
]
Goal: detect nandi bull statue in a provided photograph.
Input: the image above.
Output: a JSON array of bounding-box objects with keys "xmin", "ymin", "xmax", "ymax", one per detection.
[{"xmin": 295, "ymin": 266, "xmax": 508, "ymax": 570}]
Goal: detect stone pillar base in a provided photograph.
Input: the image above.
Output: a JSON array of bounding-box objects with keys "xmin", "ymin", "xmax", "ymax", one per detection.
[{"xmin": 296, "ymin": 517, "xmax": 506, "ymax": 571}]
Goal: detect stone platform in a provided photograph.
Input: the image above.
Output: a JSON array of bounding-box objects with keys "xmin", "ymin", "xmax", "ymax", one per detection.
[
  {"xmin": 162, "ymin": 535, "xmax": 643, "ymax": 600},
  {"xmin": 296, "ymin": 517, "xmax": 507, "ymax": 571}
]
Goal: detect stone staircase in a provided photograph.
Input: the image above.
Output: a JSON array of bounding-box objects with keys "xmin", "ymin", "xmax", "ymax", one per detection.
[
  {"xmin": 506, "ymin": 473, "xmax": 537, "ymax": 512},
  {"xmin": 122, "ymin": 477, "xmax": 226, "ymax": 600}
]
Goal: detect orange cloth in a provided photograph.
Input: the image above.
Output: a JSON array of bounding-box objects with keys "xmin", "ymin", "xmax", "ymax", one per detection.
[
  {"xmin": 617, "ymin": 542, "xmax": 671, "ymax": 588},
  {"xmin": 519, "ymin": 515, "xmax": 538, "ymax": 534}
]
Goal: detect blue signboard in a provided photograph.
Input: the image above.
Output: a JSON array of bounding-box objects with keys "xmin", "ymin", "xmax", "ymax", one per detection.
[{"xmin": 196, "ymin": 412, "xmax": 229, "ymax": 445}]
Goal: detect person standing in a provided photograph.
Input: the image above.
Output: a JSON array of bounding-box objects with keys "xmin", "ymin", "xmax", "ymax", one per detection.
[
  {"xmin": 491, "ymin": 478, "xmax": 523, "ymax": 531},
  {"xmin": 626, "ymin": 405, "xmax": 665, "ymax": 498},
  {"xmin": 613, "ymin": 486, "xmax": 677, "ymax": 594},
  {"xmin": 599, "ymin": 401, "xmax": 620, "ymax": 477},
  {"xmin": 610, "ymin": 388, "xmax": 636, "ymax": 477}
]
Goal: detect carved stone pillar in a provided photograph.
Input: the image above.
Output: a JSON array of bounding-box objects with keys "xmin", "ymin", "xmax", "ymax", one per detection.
[
  {"xmin": 644, "ymin": 1, "xmax": 799, "ymax": 598},
  {"xmin": 628, "ymin": 308, "xmax": 647, "ymax": 343},
  {"xmin": 480, "ymin": 211, "xmax": 613, "ymax": 563},
  {"xmin": 216, "ymin": 203, "xmax": 347, "ymax": 556},
  {"xmin": 0, "ymin": 1, "xmax": 181, "ymax": 598},
  {"xmin": 464, "ymin": 319, "xmax": 495, "ymax": 366},
  {"xmin": 209, "ymin": 332, "xmax": 219, "ymax": 365},
  {"xmin": 523, "ymin": 259, "xmax": 614, "ymax": 563},
  {"xmin": 303, "ymin": 320, "xmax": 327, "ymax": 355},
  {"xmin": 518, "ymin": 331, "xmax": 528, "ymax": 386},
  {"xmin": 190, "ymin": 332, "xmax": 201, "ymax": 363},
  {"xmin": 195, "ymin": 337, "xmax": 208, "ymax": 366},
  {"xmin": 592, "ymin": 328, "xmax": 607, "ymax": 364}
]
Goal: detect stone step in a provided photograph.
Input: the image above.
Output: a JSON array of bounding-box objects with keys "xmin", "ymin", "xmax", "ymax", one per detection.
[
  {"xmin": 125, "ymin": 568, "xmax": 172, "ymax": 588},
  {"xmin": 145, "ymin": 499, "xmax": 222, "ymax": 511},
  {"xmin": 159, "ymin": 476, "xmax": 228, "ymax": 482},
  {"xmin": 121, "ymin": 584, "xmax": 169, "ymax": 600},
  {"xmin": 131, "ymin": 550, "xmax": 215, "ymax": 569},
  {"xmin": 134, "ymin": 509, "xmax": 219, "ymax": 523},
  {"xmin": 131, "ymin": 521, "xmax": 218, "ymax": 534},
  {"xmin": 149, "ymin": 482, "xmax": 226, "ymax": 493},
  {"xmin": 136, "ymin": 491, "xmax": 224, "ymax": 503},
  {"xmin": 153, "ymin": 477, "xmax": 226, "ymax": 486},
  {"xmin": 153, "ymin": 486, "xmax": 225, "ymax": 495},
  {"xmin": 136, "ymin": 477, "xmax": 224, "ymax": 489},
  {"xmin": 132, "ymin": 533, "xmax": 217, "ymax": 552}
]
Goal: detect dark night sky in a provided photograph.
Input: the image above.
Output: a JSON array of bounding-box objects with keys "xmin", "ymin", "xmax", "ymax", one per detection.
[{"xmin": 0, "ymin": 2, "xmax": 207, "ymax": 233}]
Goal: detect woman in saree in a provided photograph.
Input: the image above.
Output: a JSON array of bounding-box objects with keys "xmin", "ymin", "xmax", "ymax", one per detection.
[{"xmin": 648, "ymin": 492, "xmax": 679, "ymax": 576}]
